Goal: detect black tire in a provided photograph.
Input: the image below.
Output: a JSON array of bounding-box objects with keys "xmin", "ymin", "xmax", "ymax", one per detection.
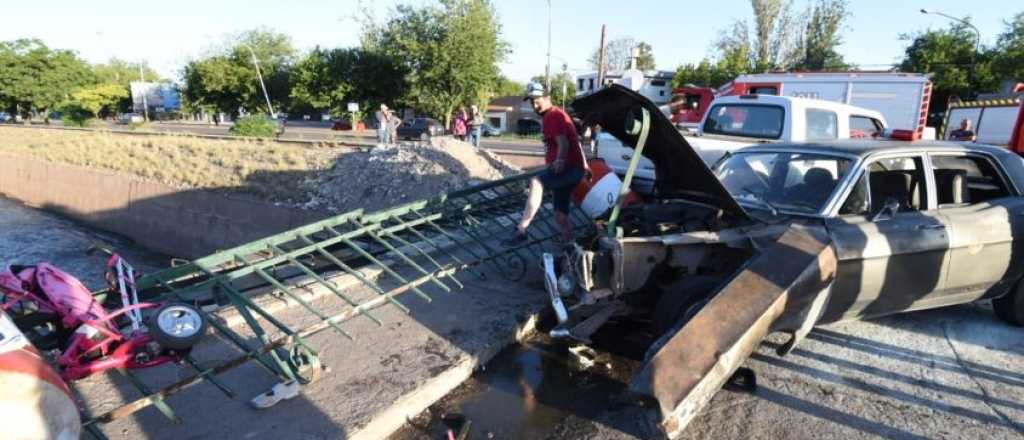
[
  {"xmin": 993, "ymin": 282, "xmax": 1024, "ymax": 326},
  {"xmin": 147, "ymin": 303, "xmax": 207, "ymax": 350},
  {"xmin": 419, "ymin": 131, "xmax": 430, "ymax": 142}
]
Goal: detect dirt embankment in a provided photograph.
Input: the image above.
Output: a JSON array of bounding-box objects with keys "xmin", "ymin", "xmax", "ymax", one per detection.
[{"xmin": 0, "ymin": 127, "xmax": 520, "ymax": 213}]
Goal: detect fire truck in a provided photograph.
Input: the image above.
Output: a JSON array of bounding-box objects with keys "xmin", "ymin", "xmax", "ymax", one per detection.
[
  {"xmin": 942, "ymin": 84, "xmax": 1024, "ymax": 152},
  {"xmin": 671, "ymin": 71, "xmax": 933, "ymax": 139}
]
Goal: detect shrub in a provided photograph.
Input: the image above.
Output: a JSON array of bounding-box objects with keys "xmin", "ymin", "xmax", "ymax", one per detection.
[
  {"xmin": 230, "ymin": 115, "xmax": 278, "ymax": 138},
  {"xmin": 61, "ymin": 104, "xmax": 93, "ymax": 127}
]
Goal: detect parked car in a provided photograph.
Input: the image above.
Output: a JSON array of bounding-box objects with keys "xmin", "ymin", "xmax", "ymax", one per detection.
[
  {"xmin": 598, "ymin": 94, "xmax": 888, "ymax": 193},
  {"xmin": 481, "ymin": 123, "xmax": 502, "ymax": 137},
  {"xmin": 396, "ymin": 118, "xmax": 443, "ymax": 141},
  {"xmin": 331, "ymin": 120, "xmax": 353, "ymax": 131},
  {"xmin": 119, "ymin": 113, "xmax": 145, "ymax": 124},
  {"xmin": 557, "ymin": 85, "xmax": 1024, "ymax": 438},
  {"xmin": 516, "ymin": 118, "xmax": 541, "ymax": 135},
  {"xmin": 0, "ymin": 112, "xmax": 11, "ymax": 122}
]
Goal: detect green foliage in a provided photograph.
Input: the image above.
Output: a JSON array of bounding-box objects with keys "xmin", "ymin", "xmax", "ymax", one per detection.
[
  {"xmin": 530, "ymin": 72, "xmax": 575, "ymax": 107},
  {"xmin": 673, "ymin": 58, "xmax": 745, "ymax": 89},
  {"xmin": 290, "ymin": 46, "xmax": 406, "ymax": 116},
  {"xmin": 992, "ymin": 12, "xmax": 1024, "ymax": 83},
  {"xmin": 183, "ymin": 28, "xmax": 296, "ymax": 117},
  {"xmin": 792, "ymin": 0, "xmax": 850, "ymax": 70},
  {"xmin": 65, "ymin": 83, "xmax": 128, "ymax": 118},
  {"xmin": 229, "ymin": 115, "xmax": 278, "ymax": 138},
  {"xmin": 589, "ymin": 37, "xmax": 656, "ymax": 71},
  {"xmin": 91, "ymin": 59, "xmax": 160, "ymax": 113},
  {"xmin": 61, "ymin": 104, "xmax": 92, "ymax": 127},
  {"xmin": 0, "ymin": 39, "xmax": 94, "ymax": 121},
  {"xmin": 899, "ymin": 20, "xmax": 997, "ymax": 115},
  {"xmin": 492, "ymin": 75, "xmax": 524, "ymax": 98},
  {"xmin": 366, "ymin": 0, "xmax": 507, "ymax": 127}
]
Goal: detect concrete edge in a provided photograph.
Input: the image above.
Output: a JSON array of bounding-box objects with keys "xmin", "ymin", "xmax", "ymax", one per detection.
[{"xmin": 348, "ymin": 313, "xmax": 541, "ymax": 440}]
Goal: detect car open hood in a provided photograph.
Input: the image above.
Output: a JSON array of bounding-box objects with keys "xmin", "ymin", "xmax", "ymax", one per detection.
[{"xmin": 573, "ymin": 85, "xmax": 748, "ymax": 220}]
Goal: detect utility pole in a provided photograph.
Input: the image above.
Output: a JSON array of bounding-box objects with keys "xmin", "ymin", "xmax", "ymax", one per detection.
[
  {"xmin": 242, "ymin": 44, "xmax": 276, "ymax": 118},
  {"xmin": 597, "ymin": 25, "xmax": 607, "ymax": 89},
  {"xmin": 545, "ymin": 0, "xmax": 552, "ymax": 91},
  {"xmin": 138, "ymin": 62, "xmax": 149, "ymax": 122}
]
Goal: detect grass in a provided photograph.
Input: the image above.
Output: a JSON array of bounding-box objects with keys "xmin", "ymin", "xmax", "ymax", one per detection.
[{"xmin": 0, "ymin": 127, "xmax": 341, "ymax": 203}]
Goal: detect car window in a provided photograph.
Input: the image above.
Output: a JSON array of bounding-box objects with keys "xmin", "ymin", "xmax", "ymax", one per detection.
[
  {"xmin": 840, "ymin": 155, "xmax": 927, "ymax": 215},
  {"xmin": 703, "ymin": 104, "xmax": 784, "ymax": 139},
  {"xmin": 930, "ymin": 154, "xmax": 1011, "ymax": 206},
  {"xmin": 850, "ymin": 116, "xmax": 883, "ymax": 138},
  {"xmin": 805, "ymin": 109, "xmax": 838, "ymax": 141},
  {"xmin": 717, "ymin": 152, "xmax": 853, "ymax": 214}
]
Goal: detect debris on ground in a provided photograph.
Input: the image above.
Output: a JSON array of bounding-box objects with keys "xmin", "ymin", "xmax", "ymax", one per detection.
[{"xmin": 305, "ymin": 138, "xmax": 521, "ymax": 212}]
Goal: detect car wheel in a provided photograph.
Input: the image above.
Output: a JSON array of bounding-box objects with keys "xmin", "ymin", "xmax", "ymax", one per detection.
[
  {"xmin": 148, "ymin": 303, "xmax": 207, "ymax": 350},
  {"xmin": 993, "ymin": 281, "xmax": 1024, "ymax": 326},
  {"xmin": 420, "ymin": 132, "xmax": 430, "ymax": 142}
]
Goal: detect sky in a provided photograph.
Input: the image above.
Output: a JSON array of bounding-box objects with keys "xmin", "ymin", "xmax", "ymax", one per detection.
[{"xmin": 0, "ymin": 0, "xmax": 1014, "ymax": 83}]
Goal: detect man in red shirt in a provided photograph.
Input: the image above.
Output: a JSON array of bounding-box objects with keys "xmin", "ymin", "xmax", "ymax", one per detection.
[{"xmin": 504, "ymin": 82, "xmax": 586, "ymax": 246}]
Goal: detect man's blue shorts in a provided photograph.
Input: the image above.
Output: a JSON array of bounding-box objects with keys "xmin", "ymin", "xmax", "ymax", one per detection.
[{"xmin": 539, "ymin": 166, "xmax": 585, "ymax": 214}]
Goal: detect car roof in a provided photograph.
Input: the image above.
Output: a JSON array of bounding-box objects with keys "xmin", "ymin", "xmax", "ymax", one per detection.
[{"xmin": 736, "ymin": 139, "xmax": 1017, "ymax": 160}]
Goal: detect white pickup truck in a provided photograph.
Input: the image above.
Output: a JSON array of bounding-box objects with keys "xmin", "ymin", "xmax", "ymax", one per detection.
[{"xmin": 598, "ymin": 94, "xmax": 887, "ymax": 191}]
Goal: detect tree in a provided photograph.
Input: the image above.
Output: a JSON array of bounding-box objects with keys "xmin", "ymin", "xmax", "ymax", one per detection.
[
  {"xmin": 749, "ymin": 0, "xmax": 801, "ymax": 70},
  {"xmin": 0, "ymin": 39, "xmax": 93, "ymax": 122},
  {"xmin": 290, "ymin": 46, "xmax": 407, "ymax": 116},
  {"xmin": 366, "ymin": 0, "xmax": 507, "ymax": 126},
  {"xmin": 792, "ymin": 0, "xmax": 850, "ymax": 70},
  {"xmin": 181, "ymin": 28, "xmax": 296, "ymax": 117},
  {"xmin": 899, "ymin": 20, "xmax": 997, "ymax": 119},
  {"xmin": 90, "ymin": 59, "xmax": 161, "ymax": 113},
  {"xmin": 65, "ymin": 83, "xmax": 128, "ymax": 118},
  {"xmin": 492, "ymin": 75, "xmax": 524, "ymax": 98},
  {"xmin": 992, "ymin": 12, "xmax": 1024, "ymax": 84},
  {"xmin": 589, "ymin": 37, "xmax": 656, "ymax": 72},
  {"xmin": 530, "ymin": 72, "xmax": 575, "ymax": 107}
]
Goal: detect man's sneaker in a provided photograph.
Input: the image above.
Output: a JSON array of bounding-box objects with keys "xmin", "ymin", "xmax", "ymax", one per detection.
[
  {"xmin": 250, "ymin": 381, "xmax": 301, "ymax": 409},
  {"xmin": 501, "ymin": 232, "xmax": 528, "ymax": 247}
]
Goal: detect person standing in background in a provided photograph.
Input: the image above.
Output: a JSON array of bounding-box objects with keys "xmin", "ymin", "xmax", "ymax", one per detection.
[
  {"xmin": 468, "ymin": 105, "xmax": 485, "ymax": 148},
  {"xmin": 949, "ymin": 118, "xmax": 977, "ymax": 141},
  {"xmin": 387, "ymin": 109, "xmax": 401, "ymax": 145},
  {"xmin": 453, "ymin": 109, "xmax": 468, "ymax": 141},
  {"xmin": 376, "ymin": 104, "xmax": 390, "ymax": 146}
]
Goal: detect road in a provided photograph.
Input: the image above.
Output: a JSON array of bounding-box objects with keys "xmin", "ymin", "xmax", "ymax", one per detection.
[{"xmin": 129, "ymin": 121, "xmax": 545, "ymax": 153}]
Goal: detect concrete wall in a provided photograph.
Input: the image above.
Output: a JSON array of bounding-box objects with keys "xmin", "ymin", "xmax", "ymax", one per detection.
[{"xmin": 0, "ymin": 154, "xmax": 331, "ymax": 258}]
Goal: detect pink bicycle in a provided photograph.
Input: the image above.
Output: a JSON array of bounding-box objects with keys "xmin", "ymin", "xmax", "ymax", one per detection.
[{"xmin": 0, "ymin": 252, "xmax": 206, "ymax": 381}]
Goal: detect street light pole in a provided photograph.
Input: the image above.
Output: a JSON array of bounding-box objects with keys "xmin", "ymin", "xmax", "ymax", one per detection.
[
  {"xmin": 241, "ymin": 43, "xmax": 276, "ymax": 118},
  {"xmin": 920, "ymin": 9, "xmax": 981, "ymax": 64},
  {"xmin": 545, "ymin": 0, "xmax": 552, "ymax": 91},
  {"xmin": 138, "ymin": 62, "xmax": 149, "ymax": 122}
]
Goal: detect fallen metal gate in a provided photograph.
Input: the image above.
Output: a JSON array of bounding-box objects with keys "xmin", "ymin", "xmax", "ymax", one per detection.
[{"xmin": 76, "ymin": 170, "xmax": 592, "ymax": 439}]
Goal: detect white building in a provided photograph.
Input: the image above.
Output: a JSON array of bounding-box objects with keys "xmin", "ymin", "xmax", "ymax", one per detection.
[{"xmin": 575, "ymin": 70, "xmax": 675, "ymax": 105}]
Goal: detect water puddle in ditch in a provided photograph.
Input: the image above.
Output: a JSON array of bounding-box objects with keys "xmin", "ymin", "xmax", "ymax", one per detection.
[
  {"xmin": 390, "ymin": 320, "xmax": 661, "ymax": 440},
  {"xmin": 0, "ymin": 196, "xmax": 169, "ymax": 287}
]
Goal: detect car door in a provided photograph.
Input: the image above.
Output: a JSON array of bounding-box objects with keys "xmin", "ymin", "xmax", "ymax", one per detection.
[
  {"xmin": 822, "ymin": 153, "xmax": 953, "ymax": 323},
  {"xmin": 930, "ymin": 152, "xmax": 1024, "ymax": 305}
]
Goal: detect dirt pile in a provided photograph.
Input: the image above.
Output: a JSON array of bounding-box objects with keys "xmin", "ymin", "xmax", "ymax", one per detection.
[{"xmin": 305, "ymin": 137, "xmax": 521, "ymax": 212}]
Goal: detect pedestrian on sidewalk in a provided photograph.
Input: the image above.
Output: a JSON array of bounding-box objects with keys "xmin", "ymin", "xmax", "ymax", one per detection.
[
  {"xmin": 387, "ymin": 109, "xmax": 402, "ymax": 145},
  {"xmin": 468, "ymin": 105, "xmax": 485, "ymax": 148},
  {"xmin": 503, "ymin": 82, "xmax": 587, "ymax": 246},
  {"xmin": 376, "ymin": 104, "xmax": 390, "ymax": 146},
  {"xmin": 453, "ymin": 108, "xmax": 468, "ymax": 142}
]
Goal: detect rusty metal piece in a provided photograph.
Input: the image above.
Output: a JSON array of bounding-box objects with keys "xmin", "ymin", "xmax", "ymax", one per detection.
[{"xmin": 629, "ymin": 224, "xmax": 837, "ymax": 438}]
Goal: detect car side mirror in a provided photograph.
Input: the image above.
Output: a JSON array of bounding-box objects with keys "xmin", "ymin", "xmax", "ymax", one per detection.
[{"xmin": 872, "ymin": 197, "xmax": 900, "ymax": 222}]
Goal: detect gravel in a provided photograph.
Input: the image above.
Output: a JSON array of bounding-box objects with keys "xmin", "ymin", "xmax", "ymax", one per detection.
[{"xmin": 304, "ymin": 137, "xmax": 521, "ymax": 212}]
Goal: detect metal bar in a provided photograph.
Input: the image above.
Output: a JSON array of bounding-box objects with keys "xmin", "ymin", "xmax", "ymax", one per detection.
[
  {"xmin": 183, "ymin": 355, "xmax": 236, "ymax": 398},
  {"xmin": 328, "ymin": 226, "xmax": 435, "ymax": 303},
  {"xmin": 379, "ymin": 227, "xmax": 463, "ymax": 289},
  {"xmin": 298, "ymin": 234, "xmax": 411, "ymax": 314},
  {"xmin": 118, "ymin": 369, "xmax": 180, "ymax": 423},
  {"xmin": 268, "ymin": 243, "xmax": 384, "ymax": 326},
  {"xmin": 240, "ymin": 256, "xmax": 355, "ymax": 340},
  {"xmin": 364, "ymin": 230, "xmax": 452, "ymax": 292}
]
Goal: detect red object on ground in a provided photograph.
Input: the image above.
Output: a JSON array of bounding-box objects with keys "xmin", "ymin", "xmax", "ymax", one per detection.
[{"xmin": 0, "ymin": 309, "xmax": 81, "ymax": 439}]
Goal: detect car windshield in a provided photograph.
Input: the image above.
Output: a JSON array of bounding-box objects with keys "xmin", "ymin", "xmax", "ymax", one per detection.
[
  {"xmin": 716, "ymin": 151, "xmax": 854, "ymax": 215},
  {"xmin": 703, "ymin": 104, "xmax": 784, "ymax": 139}
]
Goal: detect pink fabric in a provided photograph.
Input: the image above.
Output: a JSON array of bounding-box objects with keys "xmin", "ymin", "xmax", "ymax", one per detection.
[{"xmin": 453, "ymin": 116, "xmax": 467, "ymax": 136}]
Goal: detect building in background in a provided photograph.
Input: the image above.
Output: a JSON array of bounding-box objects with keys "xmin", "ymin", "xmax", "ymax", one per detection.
[{"xmin": 575, "ymin": 70, "xmax": 675, "ymax": 105}]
